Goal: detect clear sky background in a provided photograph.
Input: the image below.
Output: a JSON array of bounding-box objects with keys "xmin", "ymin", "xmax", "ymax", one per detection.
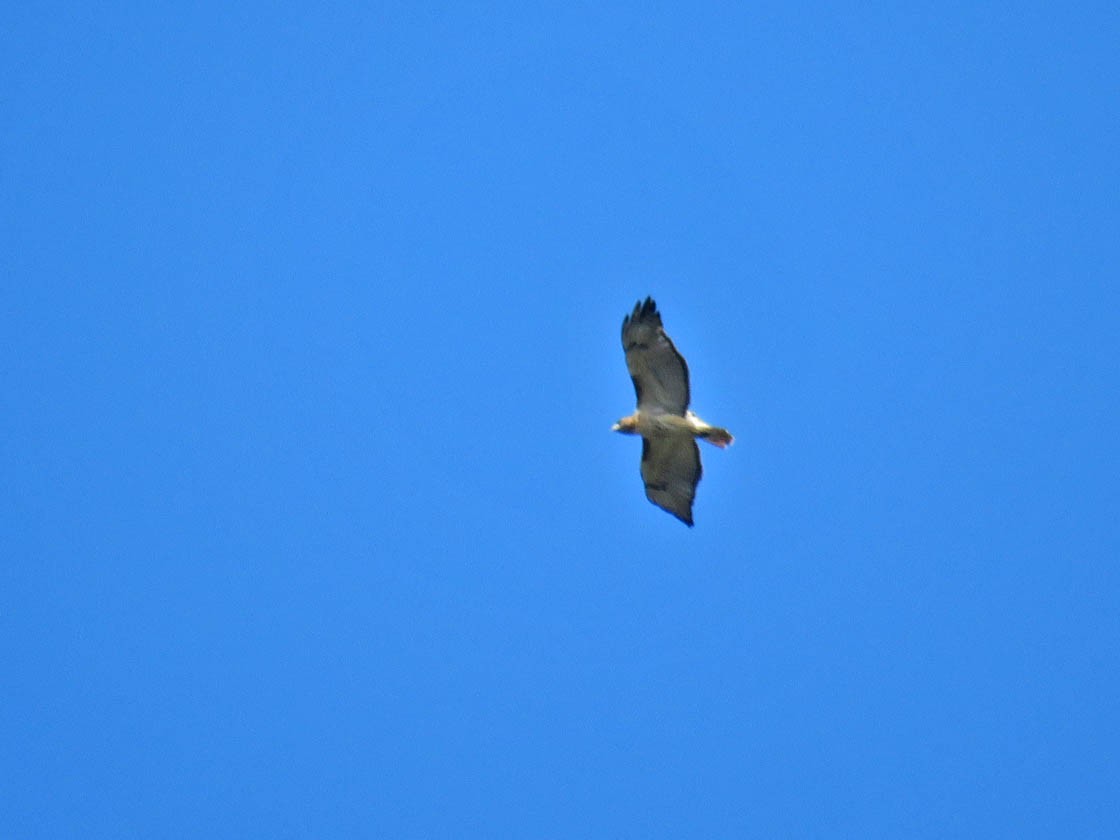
[{"xmin": 4, "ymin": 3, "xmax": 1118, "ymax": 837}]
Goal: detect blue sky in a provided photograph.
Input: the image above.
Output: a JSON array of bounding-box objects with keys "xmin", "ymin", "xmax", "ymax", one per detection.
[{"xmin": 4, "ymin": 3, "xmax": 1118, "ymax": 837}]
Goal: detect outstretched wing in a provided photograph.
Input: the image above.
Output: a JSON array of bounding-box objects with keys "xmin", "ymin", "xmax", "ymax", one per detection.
[
  {"xmin": 640, "ymin": 436, "xmax": 702, "ymax": 527},
  {"xmin": 621, "ymin": 297, "xmax": 690, "ymax": 415}
]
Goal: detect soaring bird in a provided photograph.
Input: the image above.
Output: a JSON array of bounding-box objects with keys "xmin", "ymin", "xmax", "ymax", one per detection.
[{"xmin": 612, "ymin": 297, "xmax": 733, "ymax": 526}]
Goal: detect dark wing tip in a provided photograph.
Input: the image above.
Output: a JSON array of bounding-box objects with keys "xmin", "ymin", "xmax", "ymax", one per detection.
[
  {"xmin": 621, "ymin": 296, "xmax": 661, "ymax": 339},
  {"xmin": 663, "ymin": 504, "xmax": 694, "ymax": 527},
  {"xmin": 650, "ymin": 499, "xmax": 694, "ymax": 527}
]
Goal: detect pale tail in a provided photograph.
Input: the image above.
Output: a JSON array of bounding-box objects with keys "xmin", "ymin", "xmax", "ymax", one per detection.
[{"xmin": 702, "ymin": 427, "xmax": 734, "ymax": 448}]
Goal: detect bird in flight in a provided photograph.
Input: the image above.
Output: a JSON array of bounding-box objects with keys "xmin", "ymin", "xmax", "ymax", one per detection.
[{"xmin": 612, "ymin": 297, "xmax": 733, "ymax": 526}]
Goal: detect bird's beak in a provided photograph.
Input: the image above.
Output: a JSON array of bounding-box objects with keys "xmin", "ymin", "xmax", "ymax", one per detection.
[{"xmin": 610, "ymin": 422, "xmax": 621, "ymax": 432}]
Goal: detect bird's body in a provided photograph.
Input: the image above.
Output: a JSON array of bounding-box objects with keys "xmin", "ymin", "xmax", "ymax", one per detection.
[
  {"xmin": 612, "ymin": 297, "xmax": 733, "ymax": 526},
  {"xmin": 614, "ymin": 409, "xmax": 733, "ymax": 445}
]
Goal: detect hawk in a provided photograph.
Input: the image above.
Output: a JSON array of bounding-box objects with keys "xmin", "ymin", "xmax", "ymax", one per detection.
[{"xmin": 612, "ymin": 297, "xmax": 733, "ymax": 526}]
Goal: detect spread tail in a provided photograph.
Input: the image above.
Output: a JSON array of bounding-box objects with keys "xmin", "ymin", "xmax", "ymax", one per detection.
[{"xmin": 702, "ymin": 427, "xmax": 734, "ymax": 448}]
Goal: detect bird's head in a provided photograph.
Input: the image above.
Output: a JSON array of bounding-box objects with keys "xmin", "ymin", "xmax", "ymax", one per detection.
[{"xmin": 611, "ymin": 414, "xmax": 639, "ymax": 435}]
